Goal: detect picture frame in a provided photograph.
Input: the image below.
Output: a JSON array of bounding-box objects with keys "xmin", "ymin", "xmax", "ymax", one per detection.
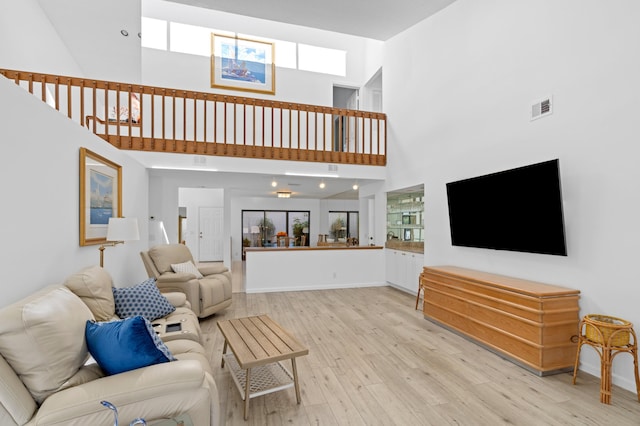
[
  {"xmin": 211, "ymin": 33, "xmax": 275, "ymax": 95},
  {"xmin": 79, "ymin": 147, "xmax": 122, "ymax": 246}
]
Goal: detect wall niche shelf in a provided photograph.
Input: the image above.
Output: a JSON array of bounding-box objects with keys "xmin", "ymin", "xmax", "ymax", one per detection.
[{"xmin": 386, "ymin": 184, "xmax": 424, "ymax": 252}]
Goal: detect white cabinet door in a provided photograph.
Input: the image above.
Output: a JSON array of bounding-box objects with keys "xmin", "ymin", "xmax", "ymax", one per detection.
[
  {"xmin": 386, "ymin": 249, "xmax": 424, "ymax": 293},
  {"xmin": 409, "ymin": 252, "xmax": 424, "ymax": 294},
  {"xmin": 385, "ymin": 249, "xmax": 399, "ymax": 285}
]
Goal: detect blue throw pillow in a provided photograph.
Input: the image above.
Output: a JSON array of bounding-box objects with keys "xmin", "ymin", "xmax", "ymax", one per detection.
[
  {"xmin": 112, "ymin": 278, "xmax": 175, "ymax": 321},
  {"xmin": 85, "ymin": 316, "xmax": 176, "ymax": 376}
]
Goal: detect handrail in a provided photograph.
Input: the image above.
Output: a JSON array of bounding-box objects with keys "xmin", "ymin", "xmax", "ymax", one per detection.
[{"xmin": 1, "ymin": 68, "xmax": 386, "ymax": 166}]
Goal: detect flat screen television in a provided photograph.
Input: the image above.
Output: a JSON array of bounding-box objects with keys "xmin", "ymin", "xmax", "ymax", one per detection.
[{"xmin": 446, "ymin": 159, "xmax": 567, "ymax": 256}]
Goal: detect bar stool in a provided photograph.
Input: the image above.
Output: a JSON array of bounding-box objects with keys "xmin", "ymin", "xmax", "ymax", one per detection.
[{"xmin": 572, "ymin": 314, "xmax": 640, "ymax": 404}]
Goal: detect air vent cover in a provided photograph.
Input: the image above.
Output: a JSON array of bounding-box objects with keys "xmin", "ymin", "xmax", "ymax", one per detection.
[{"xmin": 531, "ymin": 96, "xmax": 552, "ymax": 121}]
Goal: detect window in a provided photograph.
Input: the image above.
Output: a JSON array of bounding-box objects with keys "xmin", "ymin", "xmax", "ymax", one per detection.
[
  {"xmin": 328, "ymin": 211, "xmax": 358, "ymax": 241},
  {"xmin": 242, "ymin": 210, "xmax": 309, "ymax": 248},
  {"xmin": 140, "ymin": 17, "xmax": 344, "ymax": 75}
]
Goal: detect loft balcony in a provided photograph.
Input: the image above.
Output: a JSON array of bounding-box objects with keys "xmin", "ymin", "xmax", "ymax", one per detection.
[{"xmin": 1, "ymin": 69, "xmax": 387, "ymax": 166}]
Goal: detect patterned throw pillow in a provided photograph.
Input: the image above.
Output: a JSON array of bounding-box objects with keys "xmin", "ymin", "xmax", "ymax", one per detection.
[
  {"xmin": 112, "ymin": 278, "xmax": 175, "ymax": 321},
  {"xmin": 170, "ymin": 260, "xmax": 203, "ymax": 279},
  {"xmin": 85, "ymin": 316, "xmax": 176, "ymax": 376}
]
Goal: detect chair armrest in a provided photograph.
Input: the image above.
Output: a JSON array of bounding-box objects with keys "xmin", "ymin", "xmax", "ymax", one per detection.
[
  {"xmin": 198, "ymin": 264, "xmax": 229, "ymax": 276},
  {"xmin": 157, "ymin": 272, "xmax": 194, "ymax": 283},
  {"xmin": 35, "ymin": 360, "xmax": 207, "ymax": 425},
  {"xmin": 162, "ymin": 291, "xmax": 188, "ymax": 308}
]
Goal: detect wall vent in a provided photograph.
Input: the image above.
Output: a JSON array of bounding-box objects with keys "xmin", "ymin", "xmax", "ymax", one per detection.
[
  {"xmin": 531, "ymin": 96, "xmax": 552, "ymax": 121},
  {"xmin": 328, "ymin": 164, "xmax": 338, "ymax": 172},
  {"xmin": 193, "ymin": 155, "xmax": 207, "ymax": 165}
]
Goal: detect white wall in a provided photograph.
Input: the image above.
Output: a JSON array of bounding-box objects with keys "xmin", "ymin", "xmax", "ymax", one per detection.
[
  {"xmin": 0, "ymin": 78, "xmax": 149, "ymax": 305},
  {"xmin": 0, "ymin": 0, "xmax": 83, "ymax": 76},
  {"xmin": 383, "ymin": 0, "xmax": 640, "ymax": 391},
  {"xmin": 0, "ymin": 0, "xmax": 150, "ymax": 305},
  {"xmin": 141, "ymin": 0, "xmax": 383, "ymax": 106}
]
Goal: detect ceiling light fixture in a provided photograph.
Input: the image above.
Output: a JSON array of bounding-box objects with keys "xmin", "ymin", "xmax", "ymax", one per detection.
[
  {"xmin": 277, "ymin": 191, "xmax": 291, "ymax": 198},
  {"xmin": 353, "ymin": 182, "xmax": 359, "ymax": 190},
  {"xmin": 271, "ymin": 178, "xmax": 278, "ymax": 187},
  {"xmin": 120, "ymin": 29, "xmax": 129, "ymax": 37},
  {"xmin": 319, "ymin": 181, "xmax": 326, "ymax": 189}
]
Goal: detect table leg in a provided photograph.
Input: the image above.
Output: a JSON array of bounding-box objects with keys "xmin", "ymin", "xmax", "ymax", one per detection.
[
  {"xmin": 414, "ymin": 285, "xmax": 422, "ymax": 310},
  {"xmin": 601, "ymin": 349, "xmax": 612, "ymax": 404},
  {"xmin": 291, "ymin": 357, "xmax": 302, "ymax": 404},
  {"xmin": 244, "ymin": 368, "xmax": 251, "ymax": 420},
  {"xmin": 221, "ymin": 340, "xmax": 228, "ymax": 368}
]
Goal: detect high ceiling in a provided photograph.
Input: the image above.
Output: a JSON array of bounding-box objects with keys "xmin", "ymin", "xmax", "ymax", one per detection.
[
  {"xmin": 35, "ymin": 0, "xmax": 455, "ymax": 199},
  {"xmin": 166, "ymin": 0, "xmax": 457, "ymax": 40}
]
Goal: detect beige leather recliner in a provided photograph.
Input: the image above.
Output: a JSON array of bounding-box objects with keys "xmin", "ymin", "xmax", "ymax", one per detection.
[{"xmin": 141, "ymin": 244, "xmax": 232, "ymax": 318}]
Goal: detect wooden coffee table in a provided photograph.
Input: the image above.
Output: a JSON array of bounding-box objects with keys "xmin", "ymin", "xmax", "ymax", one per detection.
[{"xmin": 217, "ymin": 315, "xmax": 309, "ymax": 420}]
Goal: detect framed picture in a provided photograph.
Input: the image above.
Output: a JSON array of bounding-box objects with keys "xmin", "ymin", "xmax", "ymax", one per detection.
[
  {"xmin": 210, "ymin": 33, "xmax": 275, "ymax": 95},
  {"xmin": 79, "ymin": 147, "xmax": 122, "ymax": 246}
]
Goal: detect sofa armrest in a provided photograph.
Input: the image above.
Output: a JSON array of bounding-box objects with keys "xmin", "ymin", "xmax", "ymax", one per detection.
[
  {"xmin": 162, "ymin": 291, "xmax": 188, "ymax": 308},
  {"xmin": 34, "ymin": 360, "xmax": 210, "ymax": 425}
]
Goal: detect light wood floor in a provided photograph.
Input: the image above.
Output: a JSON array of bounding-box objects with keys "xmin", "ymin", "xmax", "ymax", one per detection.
[{"xmin": 200, "ymin": 285, "xmax": 640, "ymax": 425}]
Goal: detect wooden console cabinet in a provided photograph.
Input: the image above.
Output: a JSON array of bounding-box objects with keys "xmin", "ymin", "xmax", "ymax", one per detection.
[{"xmin": 421, "ymin": 266, "xmax": 580, "ymax": 376}]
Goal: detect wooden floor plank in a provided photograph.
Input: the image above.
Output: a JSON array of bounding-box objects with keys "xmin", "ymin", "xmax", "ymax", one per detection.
[{"xmin": 203, "ymin": 285, "xmax": 640, "ymax": 425}]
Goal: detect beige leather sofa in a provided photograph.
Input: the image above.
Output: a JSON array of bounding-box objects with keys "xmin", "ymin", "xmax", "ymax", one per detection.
[
  {"xmin": 0, "ymin": 265, "xmax": 220, "ymax": 426},
  {"xmin": 141, "ymin": 244, "xmax": 232, "ymax": 318}
]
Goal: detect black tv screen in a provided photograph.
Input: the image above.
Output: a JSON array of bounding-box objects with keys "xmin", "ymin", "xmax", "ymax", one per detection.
[{"xmin": 446, "ymin": 159, "xmax": 567, "ymax": 256}]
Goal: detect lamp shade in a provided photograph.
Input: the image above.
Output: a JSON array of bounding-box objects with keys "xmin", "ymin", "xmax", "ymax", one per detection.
[{"xmin": 106, "ymin": 217, "xmax": 140, "ymax": 242}]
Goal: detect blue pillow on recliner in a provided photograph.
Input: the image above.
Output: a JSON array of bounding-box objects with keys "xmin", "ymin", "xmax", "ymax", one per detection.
[{"xmin": 85, "ymin": 316, "xmax": 176, "ymax": 375}]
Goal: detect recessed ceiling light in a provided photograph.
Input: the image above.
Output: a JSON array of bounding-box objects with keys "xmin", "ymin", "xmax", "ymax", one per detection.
[
  {"xmin": 353, "ymin": 183, "xmax": 359, "ymax": 190},
  {"xmin": 319, "ymin": 181, "xmax": 326, "ymax": 189},
  {"xmin": 271, "ymin": 178, "xmax": 277, "ymax": 187},
  {"xmin": 120, "ymin": 30, "xmax": 129, "ymax": 37}
]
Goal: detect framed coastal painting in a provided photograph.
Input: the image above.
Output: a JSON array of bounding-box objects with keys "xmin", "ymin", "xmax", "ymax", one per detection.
[
  {"xmin": 211, "ymin": 33, "xmax": 275, "ymax": 95},
  {"xmin": 79, "ymin": 147, "xmax": 122, "ymax": 246}
]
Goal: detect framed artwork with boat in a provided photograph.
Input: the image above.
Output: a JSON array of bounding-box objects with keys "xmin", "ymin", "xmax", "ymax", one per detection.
[
  {"xmin": 79, "ymin": 147, "xmax": 122, "ymax": 246},
  {"xmin": 210, "ymin": 33, "xmax": 275, "ymax": 95}
]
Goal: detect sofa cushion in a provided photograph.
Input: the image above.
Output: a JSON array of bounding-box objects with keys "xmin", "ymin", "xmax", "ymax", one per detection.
[
  {"xmin": 149, "ymin": 244, "xmax": 193, "ymax": 274},
  {"xmin": 171, "ymin": 260, "xmax": 203, "ymax": 278},
  {"xmin": 64, "ymin": 265, "xmax": 116, "ymax": 321},
  {"xmin": 112, "ymin": 278, "xmax": 176, "ymax": 321},
  {"xmin": 0, "ymin": 285, "xmax": 93, "ymax": 404},
  {"xmin": 85, "ymin": 316, "xmax": 176, "ymax": 376}
]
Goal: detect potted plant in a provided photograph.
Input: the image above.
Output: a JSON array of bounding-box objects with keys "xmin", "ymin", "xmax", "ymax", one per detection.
[
  {"xmin": 330, "ymin": 217, "xmax": 346, "ymax": 241},
  {"xmin": 292, "ymin": 218, "xmax": 308, "ymax": 245},
  {"xmin": 257, "ymin": 217, "xmax": 275, "ymax": 246}
]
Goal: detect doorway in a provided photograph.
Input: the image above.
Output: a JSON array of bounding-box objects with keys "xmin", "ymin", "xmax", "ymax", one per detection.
[
  {"xmin": 333, "ymin": 85, "xmax": 359, "ymax": 153},
  {"xmin": 178, "ymin": 187, "xmax": 225, "ymax": 263}
]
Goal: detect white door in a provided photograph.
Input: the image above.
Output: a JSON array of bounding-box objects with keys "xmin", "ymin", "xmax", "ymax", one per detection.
[
  {"xmin": 199, "ymin": 207, "xmax": 223, "ymax": 262},
  {"xmin": 345, "ymin": 90, "xmax": 359, "ymax": 152}
]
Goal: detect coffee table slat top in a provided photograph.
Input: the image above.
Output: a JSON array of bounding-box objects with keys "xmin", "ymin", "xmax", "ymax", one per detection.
[{"xmin": 218, "ymin": 315, "xmax": 309, "ymax": 369}]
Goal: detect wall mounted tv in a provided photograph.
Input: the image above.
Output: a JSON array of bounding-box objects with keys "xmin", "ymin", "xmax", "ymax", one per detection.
[{"xmin": 446, "ymin": 159, "xmax": 567, "ymax": 256}]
